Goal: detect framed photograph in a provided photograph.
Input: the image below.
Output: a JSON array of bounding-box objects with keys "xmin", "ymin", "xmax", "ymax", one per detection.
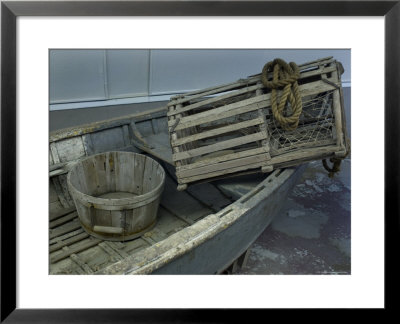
[{"xmin": 1, "ymin": 0, "xmax": 397, "ymax": 321}]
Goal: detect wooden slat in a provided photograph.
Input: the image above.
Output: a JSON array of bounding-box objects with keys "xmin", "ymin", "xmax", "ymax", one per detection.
[
  {"xmin": 329, "ymin": 67, "xmax": 345, "ymax": 150},
  {"xmin": 49, "ymin": 232, "xmax": 90, "ymax": 253},
  {"xmin": 49, "ymin": 205, "xmax": 76, "ymax": 221},
  {"xmin": 49, "ymin": 106, "xmax": 166, "ymax": 143},
  {"xmin": 142, "ymin": 228, "xmax": 169, "ymax": 243},
  {"xmin": 169, "ymin": 63, "xmax": 337, "ymax": 117},
  {"xmin": 179, "ymin": 160, "xmax": 267, "ymax": 184},
  {"xmin": 168, "ymin": 76, "xmax": 260, "ymax": 107},
  {"xmin": 107, "ymin": 241, "xmax": 130, "ymax": 258},
  {"xmin": 50, "ymin": 238, "xmax": 101, "ymax": 263},
  {"xmin": 169, "ymin": 80, "xmax": 337, "ymax": 131},
  {"xmin": 98, "ymin": 242, "xmax": 124, "ymax": 260},
  {"xmin": 51, "ymin": 176, "xmax": 70, "ymax": 208},
  {"xmin": 247, "ymin": 57, "xmax": 334, "ymax": 78},
  {"xmin": 177, "ymin": 153, "xmax": 269, "ymax": 179},
  {"xmin": 171, "ymin": 117, "xmax": 264, "ymax": 146},
  {"xmin": 270, "ymin": 144, "xmax": 339, "ymax": 165},
  {"xmin": 168, "ymin": 83, "xmax": 262, "ymax": 116},
  {"xmin": 177, "ymin": 147, "xmax": 268, "ymax": 172},
  {"xmin": 299, "ymin": 64, "xmax": 336, "ymax": 80},
  {"xmin": 256, "ymin": 81, "xmax": 271, "ymax": 169},
  {"xmin": 169, "ymin": 95, "xmax": 268, "ymax": 131},
  {"xmin": 49, "ymin": 219, "xmax": 82, "ymax": 240},
  {"xmin": 49, "ymin": 228, "xmax": 85, "ymax": 245},
  {"xmin": 70, "ymin": 253, "xmax": 94, "ymax": 274},
  {"xmin": 49, "ymin": 211, "xmax": 78, "ymax": 229},
  {"xmin": 173, "ymin": 132, "xmax": 267, "ymax": 162},
  {"xmin": 168, "ymin": 57, "xmax": 335, "ymax": 107},
  {"xmin": 299, "ymin": 57, "xmax": 334, "ymax": 70}
]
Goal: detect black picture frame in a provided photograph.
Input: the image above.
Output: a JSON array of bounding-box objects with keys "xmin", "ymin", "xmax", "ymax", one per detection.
[{"xmin": 1, "ymin": 0, "xmax": 398, "ymax": 321}]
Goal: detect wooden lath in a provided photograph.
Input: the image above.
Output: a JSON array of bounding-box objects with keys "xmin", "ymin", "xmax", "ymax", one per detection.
[{"xmin": 167, "ymin": 57, "xmax": 348, "ymax": 190}]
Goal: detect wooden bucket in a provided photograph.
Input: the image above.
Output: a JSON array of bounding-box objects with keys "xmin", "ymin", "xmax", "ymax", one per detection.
[
  {"xmin": 67, "ymin": 151, "xmax": 165, "ymax": 241},
  {"xmin": 167, "ymin": 57, "xmax": 349, "ymax": 190}
]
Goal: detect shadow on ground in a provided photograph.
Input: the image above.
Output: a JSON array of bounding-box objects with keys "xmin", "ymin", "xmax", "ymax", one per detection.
[{"xmin": 238, "ymin": 159, "xmax": 351, "ymax": 275}]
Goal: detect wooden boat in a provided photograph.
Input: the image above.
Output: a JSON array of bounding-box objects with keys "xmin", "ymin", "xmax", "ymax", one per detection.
[{"xmin": 49, "ymin": 105, "xmax": 305, "ymax": 274}]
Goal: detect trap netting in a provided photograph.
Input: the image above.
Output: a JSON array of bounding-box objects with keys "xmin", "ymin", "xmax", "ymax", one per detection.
[{"xmin": 267, "ymin": 90, "xmax": 336, "ymax": 156}]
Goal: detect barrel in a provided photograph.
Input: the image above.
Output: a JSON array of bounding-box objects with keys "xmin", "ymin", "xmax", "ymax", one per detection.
[{"xmin": 67, "ymin": 151, "xmax": 165, "ymax": 241}]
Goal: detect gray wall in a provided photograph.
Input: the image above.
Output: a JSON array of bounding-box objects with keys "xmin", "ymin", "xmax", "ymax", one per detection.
[{"xmin": 50, "ymin": 49, "xmax": 351, "ymax": 110}]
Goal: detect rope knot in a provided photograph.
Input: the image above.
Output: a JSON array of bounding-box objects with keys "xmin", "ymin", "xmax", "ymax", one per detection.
[{"xmin": 261, "ymin": 58, "xmax": 302, "ymax": 131}]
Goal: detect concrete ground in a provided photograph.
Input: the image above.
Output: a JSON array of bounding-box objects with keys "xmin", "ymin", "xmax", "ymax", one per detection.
[
  {"xmin": 50, "ymin": 89, "xmax": 351, "ymax": 275},
  {"xmin": 237, "ymin": 158, "xmax": 351, "ymax": 275}
]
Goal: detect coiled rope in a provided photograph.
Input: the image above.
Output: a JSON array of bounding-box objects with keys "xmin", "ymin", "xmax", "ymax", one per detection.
[{"xmin": 261, "ymin": 58, "xmax": 303, "ymax": 131}]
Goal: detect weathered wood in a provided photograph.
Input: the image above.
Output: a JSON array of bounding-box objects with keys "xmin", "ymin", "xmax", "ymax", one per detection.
[
  {"xmin": 50, "ymin": 106, "xmax": 166, "ymax": 143},
  {"xmin": 143, "ymin": 227, "xmax": 169, "ymax": 243},
  {"xmin": 81, "ymin": 133, "xmax": 95, "ymax": 156},
  {"xmin": 51, "ymin": 176, "xmax": 71, "ymax": 208},
  {"xmin": 256, "ymin": 82, "xmax": 271, "ymax": 169},
  {"xmin": 166, "ymin": 58, "xmax": 347, "ymax": 188},
  {"xmin": 331, "ymin": 69, "xmax": 345, "ymax": 150},
  {"xmin": 186, "ymin": 183, "xmax": 232, "ymax": 212},
  {"xmin": 130, "ymin": 121, "xmax": 152, "ymax": 148},
  {"xmin": 106, "ymin": 241, "xmax": 130, "ymax": 258},
  {"xmin": 176, "ymin": 147, "xmax": 268, "ymax": 173},
  {"xmin": 50, "ymin": 238, "xmax": 101, "ymax": 263},
  {"xmin": 169, "ymin": 80, "xmax": 337, "ymax": 131},
  {"xmin": 58, "ymin": 174, "xmax": 74, "ymax": 206},
  {"xmin": 49, "ymin": 219, "xmax": 82, "ymax": 240},
  {"xmin": 271, "ymin": 138, "xmax": 336, "ymax": 155},
  {"xmin": 93, "ymin": 225, "xmax": 124, "ymax": 235},
  {"xmin": 98, "ymin": 242, "xmax": 124, "ymax": 261},
  {"xmin": 173, "ymin": 132, "xmax": 267, "ymax": 162},
  {"xmin": 49, "ymin": 232, "xmax": 89, "ymax": 253},
  {"xmin": 177, "ymin": 153, "xmax": 269, "ymax": 179},
  {"xmin": 55, "ymin": 136, "xmax": 86, "ymax": 163},
  {"xmin": 50, "ymin": 142, "xmax": 61, "ymax": 164},
  {"xmin": 160, "ymin": 175, "xmax": 211, "ymax": 224},
  {"xmin": 168, "ymin": 77, "xmax": 260, "ymax": 107},
  {"xmin": 68, "ymin": 151, "xmax": 165, "ymax": 241},
  {"xmin": 179, "ymin": 160, "xmax": 267, "ymax": 184},
  {"xmin": 141, "ymin": 133, "xmax": 173, "ymax": 165},
  {"xmin": 49, "ymin": 211, "xmax": 78, "ymax": 229},
  {"xmin": 49, "ymin": 228, "xmax": 85, "ymax": 245},
  {"xmin": 169, "ymin": 63, "xmax": 337, "ymax": 117},
  {"xmin": 49, "ymin": 205, "xmax": 76, "ymax": 222},
  {"xmin": 269, "ymin": 145, "xmax": 339, "ymax": 165},
  {"xmin": 171, "ymin": 118, "xmax": 264, "ymax": 146},
  {"xmin": 168, "ymin": 83, "xmax": 263, "ymax": 116},
  {"xmin": 70, "ymin": 253, "xmax": 94, "ymax": 274}
]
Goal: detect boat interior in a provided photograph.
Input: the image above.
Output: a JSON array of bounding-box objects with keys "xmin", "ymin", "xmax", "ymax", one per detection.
[{"xmin": 49, "ymin": 108, "xmax": 271, "ymax": 274}]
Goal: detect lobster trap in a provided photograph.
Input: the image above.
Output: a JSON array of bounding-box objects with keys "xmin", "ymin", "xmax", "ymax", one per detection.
[{"xmin": 167, "ymin": 57, "xmax": 349, "ymax": 190}]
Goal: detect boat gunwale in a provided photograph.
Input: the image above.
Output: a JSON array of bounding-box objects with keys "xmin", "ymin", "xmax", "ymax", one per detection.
[{"xmin": 49, "ymin": 106, "xmax": 167, "ymax": 143}]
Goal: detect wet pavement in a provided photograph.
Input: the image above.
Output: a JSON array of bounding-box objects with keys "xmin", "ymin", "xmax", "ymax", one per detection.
[{"xmin": 238, "ymin": 158, "xmax": 351, "ymax": 275}]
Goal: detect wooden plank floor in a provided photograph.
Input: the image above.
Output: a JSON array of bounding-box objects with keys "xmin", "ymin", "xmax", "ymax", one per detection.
[{"xmin": 49, "ymin": 170, "xmax": 232, "ymax": 274}]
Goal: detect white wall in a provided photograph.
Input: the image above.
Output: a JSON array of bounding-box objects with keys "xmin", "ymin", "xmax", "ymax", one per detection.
[{"xmin": 50, "ymin": 49, "xmax": 350, "ymax": 110}]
